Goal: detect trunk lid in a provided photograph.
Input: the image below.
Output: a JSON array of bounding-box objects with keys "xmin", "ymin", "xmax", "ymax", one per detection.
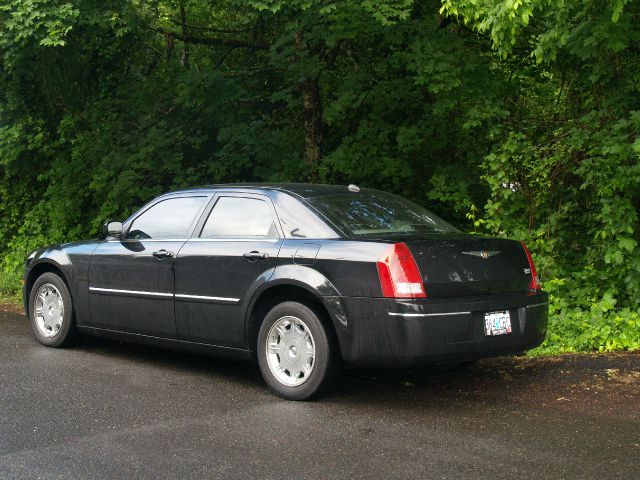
[{"xmin": 403, "ymin": 234, "xmax": 532, "ymax": 297}]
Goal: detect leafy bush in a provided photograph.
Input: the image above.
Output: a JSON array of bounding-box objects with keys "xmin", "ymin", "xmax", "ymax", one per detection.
[
  {"xmin": 0, "ymin": 270, "xmax": 21, "ymax": 304},
  {"xmin": 531, "ymin": 279, "xmax": 640, "ymax": 355}
]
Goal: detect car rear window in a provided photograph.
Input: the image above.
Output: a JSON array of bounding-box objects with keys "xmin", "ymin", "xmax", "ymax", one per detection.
[{"xmin": 306, "ymin": 192, "xmax": 458, "ymax": 238}]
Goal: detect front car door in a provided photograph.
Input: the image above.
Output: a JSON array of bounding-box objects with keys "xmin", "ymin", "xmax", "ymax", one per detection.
[
  {"xmin": 88, "ymin": 195, "xmax": 209, "ymax": 337},
  {"xmin": 175, "ymin": 193, "xmax": 282, "ymax": 347}
]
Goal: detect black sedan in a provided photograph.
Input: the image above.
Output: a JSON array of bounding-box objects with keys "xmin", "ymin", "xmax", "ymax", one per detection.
[{"xmin": 23, "ymin": 184, "xmax": 548, "ymax": 400}]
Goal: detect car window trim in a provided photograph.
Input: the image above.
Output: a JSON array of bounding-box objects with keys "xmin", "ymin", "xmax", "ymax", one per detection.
[
  {"xmin": 188, "ymin": 238, "xmax": 282, "ymax": 243},
  {"xmin": 194, "ymin": 193, "xmax": 284, "ymax": 240},
  {"xmin": 122, "ymin": 194, "xmax": 213, "ymax": 241}
]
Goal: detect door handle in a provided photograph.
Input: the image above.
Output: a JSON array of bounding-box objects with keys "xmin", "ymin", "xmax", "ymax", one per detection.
[
  {"xmin": 153, "ymin": 249, "xmax": 174, "ymax": 259},
  {"xmin": 243, "ymin": 251, "xmax": 269, "ymax": 261}
]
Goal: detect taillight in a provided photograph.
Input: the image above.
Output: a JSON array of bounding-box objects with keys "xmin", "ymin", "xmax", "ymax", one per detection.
[
  {"xmin": 520, "ymin": 241, "xmax": 541, "ymax": 290},
  {"xmin": 377, "ymin": 243, "xmax": 426, "ymax": 298}
]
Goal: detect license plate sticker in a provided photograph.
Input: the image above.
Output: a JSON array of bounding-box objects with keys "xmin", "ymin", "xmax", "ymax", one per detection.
[{"xmin": 484, "ymin": 311, "xmax": 512, "ymax": 336}]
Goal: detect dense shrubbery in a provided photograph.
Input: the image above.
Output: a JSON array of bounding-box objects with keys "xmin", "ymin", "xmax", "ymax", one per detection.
[
  {"xmin": 0, "ymin": 0, "xmax": 638, "ymax": 353},
  {"xmin": 441, "ymin": 0, "xmax": 640, "ymax": 353}
]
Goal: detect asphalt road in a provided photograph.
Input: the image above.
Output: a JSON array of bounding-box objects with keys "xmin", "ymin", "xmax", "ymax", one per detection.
[{"xmin": 1, "ymin": 308, "xmax": 638, "ymax": 480}]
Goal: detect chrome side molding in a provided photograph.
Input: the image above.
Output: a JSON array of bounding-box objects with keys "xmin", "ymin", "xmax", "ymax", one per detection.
[
  {"xmin": 175, "ymin": 293, "xmax": 240, "ymax": 304},
  {"xmin": 89, "ymin": 287, "xmax": 172, "ymax": 298},
  {"xmin": 89, "ymin": 287, "xmax": 240, "ymax": 304},
  {"xmin": 388, "ymin": 311, "xmax": 471, "ymax": 318},
  {"xmin": 526, "ymin": 302, "xmax": 548, "ymax": 309}
]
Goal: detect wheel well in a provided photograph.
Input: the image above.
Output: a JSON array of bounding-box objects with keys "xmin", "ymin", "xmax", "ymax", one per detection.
[
  {"xmin": 25, "ymin": 262, "xmax": 67, "ymax": 316},
  {"xmin": 249, "ymin": 284, "xmax": 341, "ymax": 359}
]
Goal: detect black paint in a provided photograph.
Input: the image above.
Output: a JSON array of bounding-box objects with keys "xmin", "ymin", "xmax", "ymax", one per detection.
[{"xmin": 23, "ymin": 184, "xmax": 549, "ymax": 367}]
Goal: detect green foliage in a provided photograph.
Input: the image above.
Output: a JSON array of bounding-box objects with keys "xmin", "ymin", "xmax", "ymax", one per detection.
[
  {"xmin": 0, "ymin": 0, "xmax": 638, "ymax": 354},
  {"xmin": 443, "ymin": 0, "xmax": 640, "ymax": 355},
  {"xmin": 0, "ymin": 0, "xmax": 79, "ymax": 57},
  {"xmin": 532, "ymin": 278, "xmax": 640, "ymax": 354},
  {"xmin": 0, "ymin": 270, "xmax": 21, "ymax": 306},
  {"xmin": 249, "ymin": 0, "xmax": 413, "ymax": 24}
]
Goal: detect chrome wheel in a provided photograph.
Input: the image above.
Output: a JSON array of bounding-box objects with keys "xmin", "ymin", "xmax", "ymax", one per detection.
[
  {"xmin": 266, "ymin": 315, "xmax": 316, "ymax": 387},
  {"xmin": 34, "ymin": 283, "xmax": 64, "ymax": 338}
]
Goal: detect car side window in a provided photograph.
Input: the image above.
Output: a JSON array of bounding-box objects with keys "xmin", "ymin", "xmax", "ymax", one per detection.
[
  {"xmin": 127, "ymin": 197, "xmax": 207, "ymax": 240},
  {"xmin": 200, "ymin": 197, "xmax": 278, "ymax": 238},
  {"xmin": 275, "ymin": 193, "xmax": 339, "ymax": 239}
]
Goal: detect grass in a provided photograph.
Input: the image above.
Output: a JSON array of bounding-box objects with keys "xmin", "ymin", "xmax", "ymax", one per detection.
[
  {"xmin": 0, "ymin": 270, "xmax": 22, "ymax": 307},
  {"xmin": 0, "ymin": 294, "xmax": 21, "ymax": 308}
]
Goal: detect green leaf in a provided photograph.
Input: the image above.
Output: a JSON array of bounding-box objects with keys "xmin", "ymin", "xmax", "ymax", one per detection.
[{"xmin": 618, "ymin": 237, "xmax": 637, "ymax": 252}]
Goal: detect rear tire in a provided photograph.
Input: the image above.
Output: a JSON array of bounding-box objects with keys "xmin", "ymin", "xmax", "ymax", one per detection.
[
  {"xmin": 257, "ymin": 301, "xmax": 339, "ymax": 400},
  {"xmin": 29, "ymin": 272, "xmax": 77, "ymax": 347}
]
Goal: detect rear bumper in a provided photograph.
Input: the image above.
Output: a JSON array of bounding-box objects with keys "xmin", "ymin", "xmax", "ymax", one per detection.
[{"xmin": 333, "ymin": 291, "xmax": 548, "ymax": 368}]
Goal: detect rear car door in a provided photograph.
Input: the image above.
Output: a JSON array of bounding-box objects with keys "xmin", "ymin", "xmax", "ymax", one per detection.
[
  {"xmin": 174, "ymin": 193, "xmax": 282, "ymax": 347},
  {"xmin": 88, "ymin": 195, "xmax": 209, "ymax": 337}
]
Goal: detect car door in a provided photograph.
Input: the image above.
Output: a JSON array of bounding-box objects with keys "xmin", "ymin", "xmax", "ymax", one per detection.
[
  {"xmin": 88, "ymin": 195, "xmax": 209, "ymax": 337},
  {"xmin": 174, "ymin": 193, "xmax": 282, "ymax": 347}
]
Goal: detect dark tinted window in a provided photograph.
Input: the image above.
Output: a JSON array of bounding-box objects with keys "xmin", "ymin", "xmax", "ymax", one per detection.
[
  {"xmin": 201, "ymin": 197, "xmax": 278, "ymax": 238},
  {"xmin": 128, "ymin": 197, "xmax": 206, "ymax": 239},
  {"xmin": 307, "ymin": 192, "xmax": 458, "ymax": 238}
]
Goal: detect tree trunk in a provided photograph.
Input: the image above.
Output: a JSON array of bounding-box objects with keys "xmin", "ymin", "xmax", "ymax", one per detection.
[
  {"xmin": 179, "ymin": 4, "xmax": 190, "ymax": 68},
  {"xmin": 165, "ymin": 34, "xmax": 174, "ymax": 61},
  {"xmin": 302, "ymin": 79, "xmax": 322, "ymax": 178},
  {"xmin": 295, "ymin": 31, "xmax": 323, "ymax": 179}
]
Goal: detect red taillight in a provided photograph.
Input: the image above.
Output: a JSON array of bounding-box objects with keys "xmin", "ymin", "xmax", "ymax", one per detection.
[
  {"xmin": 520, "ymin": 241, "xmax": 541, "ymax": 290},
  {"xmin": 377, "ymin": 242, "xmax": 426, "ymax": 298}
]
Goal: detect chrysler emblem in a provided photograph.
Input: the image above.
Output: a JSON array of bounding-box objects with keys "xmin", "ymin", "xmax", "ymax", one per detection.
[{"xmin": 462, "ymin": 250, "xmax": 501, "ymax": 259}]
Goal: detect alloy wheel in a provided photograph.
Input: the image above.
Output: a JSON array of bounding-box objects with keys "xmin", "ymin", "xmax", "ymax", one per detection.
[
  {"xmin": 34, "ymin": 283, "xmax": 65, "ymax": 338},
  {"xmin": 265, "ymin": 315, "xmax": 316, "ymax": 387}
]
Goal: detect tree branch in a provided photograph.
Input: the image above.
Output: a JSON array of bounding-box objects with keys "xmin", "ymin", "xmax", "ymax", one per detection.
[
  {"xmin": 169, "ymin": 18, "xmax": 257, "ymax": 35},
  {"xmin": 153, "ymin": 27, "xmax": 269, "ymax": 50}
]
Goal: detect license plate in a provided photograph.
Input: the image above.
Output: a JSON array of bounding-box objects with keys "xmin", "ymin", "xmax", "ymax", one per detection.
[{"xmin": 484, "ymin": 311, "xmax": 512, "ymax": 336}]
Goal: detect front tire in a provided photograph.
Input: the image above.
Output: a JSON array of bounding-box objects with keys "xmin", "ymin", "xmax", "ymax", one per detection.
[
  {"xmin": 257, "ymin": 301, "xmax": 339, "ymax": 400},
  {"xmin": 29, "ymin": 272, "xmax": 77, "ymax": 347}
]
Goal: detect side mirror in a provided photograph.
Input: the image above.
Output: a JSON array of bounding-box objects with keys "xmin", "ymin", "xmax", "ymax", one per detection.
[{"xmin": 103, "ymin": 220, "xmax": 123, "ymax": 239}]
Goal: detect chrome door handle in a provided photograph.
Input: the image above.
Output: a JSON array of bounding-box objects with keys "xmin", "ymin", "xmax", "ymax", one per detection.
[
  {"xmin": 153, "ymin": 249, "xmax": 174, "ymax": 259},
  {"xmin": 243, "ymin": 251, "xmax": 269, "ymax": 261}
]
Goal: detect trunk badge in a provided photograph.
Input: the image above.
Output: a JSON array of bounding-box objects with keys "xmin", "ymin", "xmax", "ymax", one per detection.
[{"xmin": 462, "ymin": 250, "xmax": 501, "ymax": 259}]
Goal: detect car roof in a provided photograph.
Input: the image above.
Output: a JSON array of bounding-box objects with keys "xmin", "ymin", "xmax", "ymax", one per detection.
[{"xmin": 167, "ymin": 183, "xmax": 370, "ymax": 199}]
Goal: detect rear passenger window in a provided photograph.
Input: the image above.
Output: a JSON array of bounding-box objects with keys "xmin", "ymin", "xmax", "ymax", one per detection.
[{"xmin": 200, "ymin": 197, "xmax": 278, "ymax": 238}]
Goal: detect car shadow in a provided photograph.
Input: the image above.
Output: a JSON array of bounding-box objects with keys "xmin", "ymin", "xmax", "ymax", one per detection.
[
  {"xmin": 72, "ymin": 334, "xmax": 554, "ymax": 409},
  {"xmin": 75, "ymin": 334, "xmax": 264, "ymax": 385}
]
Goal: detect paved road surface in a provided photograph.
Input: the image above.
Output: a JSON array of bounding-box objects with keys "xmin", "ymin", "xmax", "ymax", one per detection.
[{"xmin": 1, "ymin": 308, "xmax": 638, "ymax": 479}]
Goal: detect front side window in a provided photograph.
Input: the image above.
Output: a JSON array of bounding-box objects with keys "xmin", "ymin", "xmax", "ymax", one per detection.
[
  {"xmin": 128, "ymin": 197, "xmax": 206, "ymax": 240},
  {"xmin": 200, "ymin": 197, "xmax": 278, "ymax": 238}
]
